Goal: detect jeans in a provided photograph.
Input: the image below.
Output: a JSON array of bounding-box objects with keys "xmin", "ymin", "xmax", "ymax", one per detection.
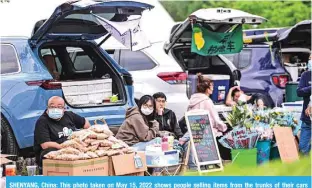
[{"xmin": 299, "ymin": 121, "xmax": 311, "ymax": 155}]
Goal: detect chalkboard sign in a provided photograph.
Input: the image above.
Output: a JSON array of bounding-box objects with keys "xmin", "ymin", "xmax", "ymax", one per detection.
[{"xmin": 185, "ymin": 110, "xmax": 223, "ymax": 173}]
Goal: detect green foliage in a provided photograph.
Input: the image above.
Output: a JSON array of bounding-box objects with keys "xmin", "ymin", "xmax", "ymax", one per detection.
[
  {"xmin": 226, "ymin": 104, "xmax": 252, "ymax": 127},
  {"xmin": 160, "ymin": 1, "xmax": 311, "ymax": 29},
  {"xmin": 185, "ymin": 155, "xmax": 311, "ymax": 176}
]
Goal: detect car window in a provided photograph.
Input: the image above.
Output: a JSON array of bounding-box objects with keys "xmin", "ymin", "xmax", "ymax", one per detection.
[
  {"xmin": 67, "ymin": 47, "xmax": 93, "ymax": 71},
  {"xmin": 0, "ymin": 44, "xmax": 20, "ymax": 74},
  {"xmin": 211, "ymin": 56, "xmax": 226, "ymax": 66},
  {"xmin": 223, "ymin": 54, "xmax": 239, "ymax": 68},
  {"xmin": 119, "ymin": 50, "xmax": 156, "ymax": 71},
  {"xmin": 238, "ymin": 49, "xmax": 252, "ymax": 69},
  {"xmin": 223, "ymin": 50, "xmax": 251, "ymax": 70}
]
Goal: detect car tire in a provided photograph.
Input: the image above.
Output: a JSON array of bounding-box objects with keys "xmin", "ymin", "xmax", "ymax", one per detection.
[{"xmin": 1, "ymin": 115, "xmax": 19, "ymax": 160}]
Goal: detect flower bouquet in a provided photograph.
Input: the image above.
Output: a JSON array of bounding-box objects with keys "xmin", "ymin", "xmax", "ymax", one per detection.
[
  {"xmin": 219, "ymin": 127, "xmax": 259, "ymax": 150},
  {"xmin": 219, "ymin": 127, "xmax": 259, "ymax": 167},
  {"xmin": 226, "ymin": 104, "xmax": 253, "ymax": 127}
]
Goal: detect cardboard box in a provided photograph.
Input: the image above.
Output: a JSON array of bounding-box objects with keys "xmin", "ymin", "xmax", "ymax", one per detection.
[
  {"xmin": 43, "ymin": 157, "xmax": 109, "ymax": 176},
  {"xmin": 109, "ymin": 152, "xmax": 147, "ymax": 176}
]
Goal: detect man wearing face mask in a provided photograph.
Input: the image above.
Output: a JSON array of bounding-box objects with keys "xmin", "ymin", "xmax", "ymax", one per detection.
[
  {"xmin": 297, "ymin": 53, "xmax": 312, "ymax": 155},
  {"xmin": 34, "ymin": 96, "xmax": 91, "ymax": 173}
]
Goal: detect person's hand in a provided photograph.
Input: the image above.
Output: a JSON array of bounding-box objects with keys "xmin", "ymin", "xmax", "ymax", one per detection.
[
  {"xmin": 230, "ymin": 86, "xmax": 240, "ymax": 91},
  {"xmin": 157, "ymin": 108, "xmax": 164, "ymax": 115},
  {"xmin": 305, "ymin": 106, "xmax": 311, "ymax": 117}
]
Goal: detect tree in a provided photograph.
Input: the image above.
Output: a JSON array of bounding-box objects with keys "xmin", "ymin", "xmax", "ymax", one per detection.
[{"xmin": 160, "ymin": 1, "xmax": 311, "ymax": 29}]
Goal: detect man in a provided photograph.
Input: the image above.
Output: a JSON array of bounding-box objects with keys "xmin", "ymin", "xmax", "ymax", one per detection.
[
  {"xmin": 153, "ymin": 92, "xmax": 183, "ymax": 139},
  {"xmin": 34, "ymin": 96, "xmax": 91, "ymax": 173},
  {"xmin": 297, "ymin": 53, "xmax": 311, "ymax": 155}
]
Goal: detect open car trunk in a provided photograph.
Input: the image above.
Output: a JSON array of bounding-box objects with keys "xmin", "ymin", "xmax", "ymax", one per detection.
[
  {"xmin": 277, "ymin": 20, "xmax": 311, "ymax": 82},
  {"xmin": 165, "ymin": 8, "xmax": 266, "ymax": 102},
  {"xmin": 29, "ymin": 0, "xmax": 154, "ymax": 107},
  {"xmin": 280, "ymin": 48, "xmax": 310, "ymax": 82},
  {"xmin": 40, "ymin": 41, "xmax": 126, "ymax": 107},
  {"xmin": 171, "ymin": 45, "xmax": 237, "ymax": 103}
]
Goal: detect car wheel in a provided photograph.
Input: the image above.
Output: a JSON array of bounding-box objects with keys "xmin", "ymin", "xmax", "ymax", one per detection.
[{"xmin": 1, "ymin": 115, "xmax": 19, "ymax": 160}]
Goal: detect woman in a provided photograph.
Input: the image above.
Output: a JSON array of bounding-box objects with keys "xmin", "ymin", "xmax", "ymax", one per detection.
[
  {"xmin": 188, "ymin": 74, "xmax": 227, "ymax": 136},
  {"xmin": 180, "ymin": 74, "xmax": 230, "ymax": 169},
  {"xmin": 116, "ymin": 95, "xmax": 159, "ymax": 150}
]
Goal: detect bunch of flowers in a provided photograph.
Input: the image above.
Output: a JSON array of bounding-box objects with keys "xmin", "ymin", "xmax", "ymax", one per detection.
[
  {"xmin": 219, "ymin": 127, "xmax": 259, "ymax": 149},
  {"xmin": 226, "ymin": 104, "xmax": 253, "ymax": 127},
  {"xmin": 244, "ymin": 108, "xmax": 300, "ymax": 141}
]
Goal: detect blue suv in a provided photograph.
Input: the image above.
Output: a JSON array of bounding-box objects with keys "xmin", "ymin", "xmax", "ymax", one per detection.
[
  {"xmin": 0, "ymin": 0, "xmax": 153, "ymax": 157},
  {"xmin": 224, "ymin": 20, "xmax": 311, "ymax": 107}
]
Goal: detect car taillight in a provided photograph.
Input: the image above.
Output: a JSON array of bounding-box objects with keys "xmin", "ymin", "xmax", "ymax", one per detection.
[
  {"xmin": 272, "ymin": 75, "xmax": 288, "ymax": 88},
  {"xmin": 157, "ymin": 72, "xmax": 187, "ymax": 84},
  {"xmin": 26, "ymin": 80, "xmax": 62, "ymax": 90}
]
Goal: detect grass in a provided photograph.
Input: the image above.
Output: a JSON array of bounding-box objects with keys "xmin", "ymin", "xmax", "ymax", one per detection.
[{"xmin": 184, "ymin": 154, "xmax": 311, "ymax": 176}]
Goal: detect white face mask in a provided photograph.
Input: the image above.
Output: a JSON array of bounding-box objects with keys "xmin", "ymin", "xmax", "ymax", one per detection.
[
  {"xmin": 238, "ymin": 93, "xmax": 247, "ymax": 103},
  {"xmin": 141, "ymin": 107, "xmax": 153, "ymax": 116}
]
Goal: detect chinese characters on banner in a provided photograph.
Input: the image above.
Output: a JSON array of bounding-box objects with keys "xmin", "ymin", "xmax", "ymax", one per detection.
[{"xmin": 191, "ymin": 24, "xmax": 243, "ymax": 56}]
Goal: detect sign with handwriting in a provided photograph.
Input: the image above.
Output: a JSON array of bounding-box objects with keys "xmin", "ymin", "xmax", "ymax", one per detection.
[{"xmin": 185, "ymin": 110, "xmax": 223, "ymax": 173}]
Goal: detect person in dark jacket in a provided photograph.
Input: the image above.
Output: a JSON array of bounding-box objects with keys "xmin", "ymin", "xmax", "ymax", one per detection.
[
  {"xmin": 153, "ymin": 92, "xmax": 184, "ymax": 139},
  {"xmin": 296, "ymin": 53, "xmax": 312, "ymax": 155}
]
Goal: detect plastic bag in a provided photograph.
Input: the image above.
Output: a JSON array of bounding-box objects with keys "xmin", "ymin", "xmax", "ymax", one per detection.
[
  {"xmin": 78, "ymin": 153, "xmax": 91, "ymax": 160},
  {"xmin": 98, "ymin": 147, "xmax": 111, "ymax": 151},
  {"xmin": 70, "ymin": 130, "xmax": 89, "ymax": 139},
  {"xmin": 106, "ymin": 150, "xmax": 122, "ymax": 156},
  {"xmin": 96, "ymin": 133, "xmax": 109, "ymax": 140},
  {"xmin": 87, "ymin": 144, "xmax": 99, "ymax": 152},
  {"xmin": 95, "ymin": 150, "xmax": 107, "ymax": 157},
  {"xmin": 100, "ymin": 140, "xmax": 113, "ymax": 147},
  {"xmin": 61, "ymin": 140, "xmax": 84, "ymax": 151},
  {"xmin": 58, "ymin": 147, "xmax": 81, "ymax": 155},
  {"xmin": 55, "ymin": 154, "xmax": 80, "ymax": 161},
  {"xmin": 44, "ymin": 151, "xmax": 58, "ymax": 159},
  {"xmin": 83, "ymin": 138, "xmax": 97, "ymax": 145},
  {"xmin": 86, "ymin": 151, "xmax": 98, "ymax": 158}
]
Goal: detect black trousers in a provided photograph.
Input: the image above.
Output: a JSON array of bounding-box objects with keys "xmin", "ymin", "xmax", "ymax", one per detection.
[
  {"xmin": 36, "ymin": 148, "xmax": 58, "ymax": 175},
  {"xmin": 216, "ymin": 125, "xmax": 233, "ymax": 161}
]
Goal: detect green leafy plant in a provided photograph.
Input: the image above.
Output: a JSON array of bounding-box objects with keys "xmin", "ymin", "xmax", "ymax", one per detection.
[{"xmin": 226, "ymin": 104, "xmax": 252, "ymax": 127}]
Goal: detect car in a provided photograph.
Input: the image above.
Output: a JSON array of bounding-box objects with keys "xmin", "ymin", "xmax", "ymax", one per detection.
[
  {"xmin": 0, "ymin": 0, "xmax": 154, "ymax": 157},
  {"xmin": 164, "ymin": 8, "xmax": 266, "ymax": 111},
  {"xmin": 102, "ymin": 8, "xmax": 268, "ymax": 121},
  {"xmin": 103, "ymin": 40, "xmax": 189, "ymax": 120},
  {"xmin": 223, "ymin": 20, "xmax": 311, "ymax": 107}
]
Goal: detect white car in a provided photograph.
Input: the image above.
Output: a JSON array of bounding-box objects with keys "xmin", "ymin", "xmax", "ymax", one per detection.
[{"xmin": 104, "ymin": 40, "xmax": 189, "ymax": 120}]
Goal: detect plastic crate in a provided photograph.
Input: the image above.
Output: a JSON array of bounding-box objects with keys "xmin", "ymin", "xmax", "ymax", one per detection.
[
  {"xmin": 62, "ymin": 79, "xmax": 112, "ymax": 105},
  {"xmin": 145, "ymin": 150, "xmax": 179, "ymax": 166}
]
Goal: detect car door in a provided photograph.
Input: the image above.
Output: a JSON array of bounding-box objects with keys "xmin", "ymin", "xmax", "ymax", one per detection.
[
  {"xmin": 30, "ymin": 0, "xmax": 154, "ymax": 46},
  {"xmin": 164, "ymin": 8, "xmax": 267, "ymax": 54}
]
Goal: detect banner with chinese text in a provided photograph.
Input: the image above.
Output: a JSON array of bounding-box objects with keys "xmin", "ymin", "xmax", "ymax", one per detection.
[{"xmin": 191, "ymin": 24, "xmax": 243, "ymax": 56}]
